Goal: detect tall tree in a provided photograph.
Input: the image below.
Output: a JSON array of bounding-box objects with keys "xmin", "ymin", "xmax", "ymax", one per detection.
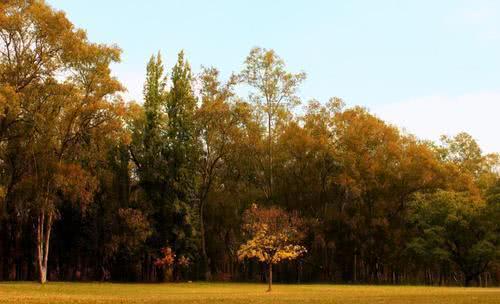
[
  {"xmin": 129, "ymin": 51, "xmax": 200, "ymax": 280},
  {"xmin": 240, "ymin": 47, "xmax": 305, "ymax": 201},
  {"xmin": 129, "ymin": 52, "xmax": 169, "ymax": 263},
  {"xmin": 163, "ymin": 51, "xmax": 199, "ymax": 266},
  {"xmin": 142, "ymin": 52, "xmax": 168, "ymax": 179},
  {"xmin": 0, "ymin": 0, "xmax": 123, "ymax": 283},
  {"xmin": 195, "ymin": 67, "xmax": 241, "ymax": 279}
]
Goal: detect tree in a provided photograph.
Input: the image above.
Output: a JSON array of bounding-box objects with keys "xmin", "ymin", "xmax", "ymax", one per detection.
[
  {"xmin": 439, "ymin": 133, "xmax": 499, "ymax": 191},
  {"xmin": 0, "ymin": 0, "xmax": 123, "ymax": 283},
  {"xmin": 439, "ymin": 133, "xmax": 483, "ymax": 177},
  {"xmin": 141, "ymin": 52, "xmax": 168, "ymax": 183},
  {"xmin": 128, "ymin": 51, "xmax": 199, "ymax": 280},
  {"xmin": 325, "ymin": 106, "xmax": 447, "ymax": 283},
  {"xmin": 408, "ymin": 190, "xmax": 498, "ymax": 286},
  {"xmin": 154, "ymin": 246, "xmax": 191, "ymax": 281},
  {"xmin": 164, "ymin": 50, "xmax": 199, "ymax": 264},
  {"xmin": 109, "ymin": 208, "xmax": 152, "ymax": 279},
  {"xmin": 238, "ymin": 204, "xmax": 307, "ymax": 291},
  {"xmin": 128, "ymin": 52, "xmax": 170, "ymax": 272},
  {"xmin": 195, "ymin": 67, "xmax": 240, "ymax": 279},
  {"xmin": 240, "ymin": 47, "xmax": 305, "ymax": 200},
  {"xmin": 0, "ymin": 3, "xmax": 499, "ymax": 285}
]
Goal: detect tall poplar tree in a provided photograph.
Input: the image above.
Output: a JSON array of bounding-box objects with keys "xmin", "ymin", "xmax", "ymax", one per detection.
[{"xmin": 163, "ymin": 51, "xmax": 199, "ymax": 265}]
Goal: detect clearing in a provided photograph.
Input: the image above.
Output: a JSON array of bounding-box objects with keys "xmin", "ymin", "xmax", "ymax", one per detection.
[{"xmin": 0, "ymin": 282, "xmax": 499, "ymax": 303}]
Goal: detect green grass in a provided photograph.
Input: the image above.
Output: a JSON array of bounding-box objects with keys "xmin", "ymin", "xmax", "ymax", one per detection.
[{"xmin": 0, "ymin": 282, "xmax": 499, "ymax": 303}]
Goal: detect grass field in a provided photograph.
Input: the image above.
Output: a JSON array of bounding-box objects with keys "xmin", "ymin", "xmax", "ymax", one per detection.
[{"xmin": 0, "ymin": 282, "xmax": 499, "ymax": 304}]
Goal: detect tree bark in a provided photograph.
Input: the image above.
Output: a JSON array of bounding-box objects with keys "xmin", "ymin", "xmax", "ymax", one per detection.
[
  {"xmin": 267, "ymin": 263, "xmax": 272, "ymax": 292},
  {"xmin": 353, "ymin": 252, "xmax": 357, "ymax": 283},
  {"xmin": 199, "ymin": 199, "xmax": 211, "ymax": 280},
  {"xmin": 268, "ymin": 112, "xmax": 273, "ymax": 200},
  {"xmin": 36, "ymin": 210, "xmax": 52, "ymax": 284}
]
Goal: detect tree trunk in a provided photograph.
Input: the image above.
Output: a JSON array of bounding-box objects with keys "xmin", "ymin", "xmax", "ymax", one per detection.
[
  {"xmin": 0, "ymin": 222, "xmax": 3, "ymax": 280},
  {"xmin": 464, "ymin": 275, "xmax": 473, "ymax": 287},
  {"xmin": 267, "ymin": 263, "xmax": 272, "ymax": 292},
  {"xmin": 267, "ymin": 111, "xmax": 273, "ymax": 200},
  {"xmin": 353, "ymin": 252, "xmax": 357, "ymax": 283},
  {"xmin": 199, "ymin": 199, "xmax": 211, "ymax": 280},
  {"xmin": 36, "ymin": 210, "xmax": 52, "ymax": 284}
]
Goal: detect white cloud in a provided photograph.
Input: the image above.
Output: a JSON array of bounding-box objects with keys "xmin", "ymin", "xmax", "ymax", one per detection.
[{"xmin": 372, "ymin": 92, "xmax": 500, "ymax": 153}]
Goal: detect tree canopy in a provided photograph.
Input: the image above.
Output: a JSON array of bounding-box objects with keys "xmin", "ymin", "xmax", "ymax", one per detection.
[{"xmin": 0, "ymin": 0, "xmax": 499, "ymax": 287}]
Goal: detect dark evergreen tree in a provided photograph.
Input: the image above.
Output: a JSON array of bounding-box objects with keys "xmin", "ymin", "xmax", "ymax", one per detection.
[{"xmin": 163, "ymin": 51, "xmax": 199, "ymax": 266}]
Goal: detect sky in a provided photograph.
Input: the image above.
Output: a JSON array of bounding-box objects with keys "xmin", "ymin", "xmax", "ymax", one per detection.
[{"xmin": 47, "ymin": 0, "xmax": 500, "ymax": 153}]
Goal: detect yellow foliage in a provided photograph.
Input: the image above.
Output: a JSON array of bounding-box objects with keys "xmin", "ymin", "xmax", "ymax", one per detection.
[{"xmin": 238, "ymin": 204, "xmax": 307, "ymax": 264}]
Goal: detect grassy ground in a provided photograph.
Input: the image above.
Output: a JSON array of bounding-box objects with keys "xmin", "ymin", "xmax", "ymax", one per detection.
[{"xmin": 0, "ymin": 282, "xmax": 499, "ymax": 304}]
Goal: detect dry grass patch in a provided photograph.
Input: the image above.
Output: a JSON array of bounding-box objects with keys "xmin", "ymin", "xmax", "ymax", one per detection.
[{"xmin": 0, "ymin": 282, "xmax": 499, "ymax": 304}]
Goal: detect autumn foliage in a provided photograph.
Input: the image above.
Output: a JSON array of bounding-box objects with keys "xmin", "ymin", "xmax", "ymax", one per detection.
[
  {"xmin": 0, "ymin": 0, "xmax": 499, "ymax": 288},
  {"xmin": 238, "ymin": 204, "xmax": 307, "ymax": 291}
]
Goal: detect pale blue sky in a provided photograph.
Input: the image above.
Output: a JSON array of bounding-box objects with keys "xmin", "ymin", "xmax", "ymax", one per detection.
[{"xmin": 47, "ymin": 0, "xmax": 500, "ymax": 152}]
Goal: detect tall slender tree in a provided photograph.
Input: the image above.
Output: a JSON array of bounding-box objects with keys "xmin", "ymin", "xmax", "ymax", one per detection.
[
  {"xmin": 240, "ymin": 47, "xmax": 305, "ymax": 201},
  {"xmin": 164, "ymin": 51, "xmax": 199, "ymax": 266},
  {"xmin": 195, "ymin": 67, "xmax": 241, "ymax": 279}
]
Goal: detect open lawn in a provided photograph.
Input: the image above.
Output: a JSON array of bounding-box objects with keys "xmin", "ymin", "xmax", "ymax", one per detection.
[{"xmin": 0, "ymin": 282, "xmax": 499, "ymax": 304}]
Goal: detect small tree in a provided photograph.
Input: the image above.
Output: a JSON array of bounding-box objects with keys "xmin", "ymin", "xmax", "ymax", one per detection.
[
  {"xmin": 238, "ymin": 204, "xmax": 307, "ymax": 292},
  {"xmin": 155, "ymin": 246, "xmax": 191, "ymax": 281}
]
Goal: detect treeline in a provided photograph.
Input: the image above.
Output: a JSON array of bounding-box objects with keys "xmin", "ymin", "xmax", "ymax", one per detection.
[{"xmin": 0, "ymin": 0, "xmax": 499, "ymax": 286}]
